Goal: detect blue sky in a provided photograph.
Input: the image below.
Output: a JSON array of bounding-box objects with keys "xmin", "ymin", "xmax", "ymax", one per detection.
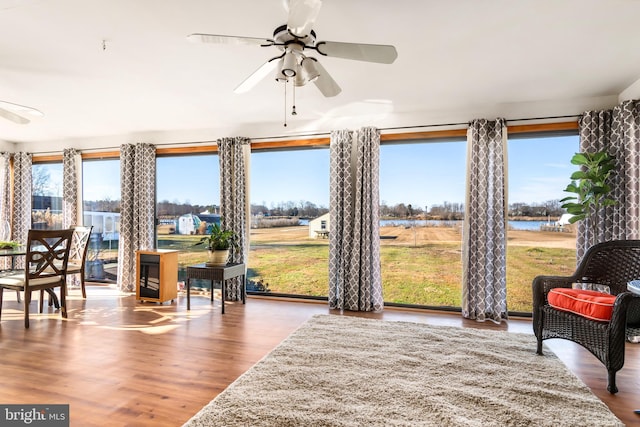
[
  {"xmin": 508, "ymin": 135, "xmax": 578, "ymax": 204},
  {"xmin": 77, "ymin": 134, "xmax": 579, "ymax": 208},
  {"xmin": 82, "ymin": 159, "xmax": 121, "ymax": 202}
]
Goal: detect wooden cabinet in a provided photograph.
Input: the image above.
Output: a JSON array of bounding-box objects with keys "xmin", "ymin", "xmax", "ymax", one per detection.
[{"xmin": 136, "ymin": 249, "xmax": 178, "ymax": 303}]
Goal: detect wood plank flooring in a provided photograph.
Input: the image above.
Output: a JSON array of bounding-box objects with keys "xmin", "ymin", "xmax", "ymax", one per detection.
[{"xmin": 0, "ymin": 285, "xmax": 638, "ymax": 426}]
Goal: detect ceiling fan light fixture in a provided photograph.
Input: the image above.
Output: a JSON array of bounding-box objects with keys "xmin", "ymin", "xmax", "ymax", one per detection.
[
  {"xmin": 281, "ymin": 51, "xmax": 298, "ymax": 77},
  {"xmin": 300, "ymin": 57, "xmax": 320, "ymax": 84},
  {"xmin": 294, "ymin": 66, "xmax": 306, "ymax": 86},
  {"xmin": 274, "ymin": 58, "xmax": 287, "ymax": 82}
]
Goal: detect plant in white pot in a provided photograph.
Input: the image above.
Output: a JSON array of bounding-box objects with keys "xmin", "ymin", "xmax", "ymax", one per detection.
[{"xmin": 196, "ymin": 223, "xmax": 238, "ymax": 266}]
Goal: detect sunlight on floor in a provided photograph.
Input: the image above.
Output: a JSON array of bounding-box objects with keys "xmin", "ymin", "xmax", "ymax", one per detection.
[{"xmin": 1, "ymin": 285, "xmax": 225, "ymax": 334}]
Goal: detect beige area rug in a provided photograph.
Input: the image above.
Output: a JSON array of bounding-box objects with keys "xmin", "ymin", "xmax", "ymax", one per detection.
[{"xmin": 183, "ymin": 314, "xmax": 623, "ymax": 427}]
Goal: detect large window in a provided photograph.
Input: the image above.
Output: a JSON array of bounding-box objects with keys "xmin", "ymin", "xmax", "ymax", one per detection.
[
  {"xmin": 244, "ymin": 133, "xmax": 578, "ymax": 314},
  {"xmin": 156, "ymin": 154, "xmax": 219, "ymax": 281},
  {"xmin": 32, "ymin": 162, "xmax": 63, "ymax": 229},
  {"xmin": 507, "ymin": 134, "xmax": 578, "ymax": 313},
  {"xmin": 64, "ymin": 126, "xmax": 579, "ymax": 313},
  {"xmin": 249, "ymin": 148, "xmax": 330, "ymax": 295},
  {"xmin": 379, "ymin": 140, "xmax": 467, "ymax": 307},
  {"xmin": 83, "ymin": 159, "xmax": 120, "ymax": 283}
]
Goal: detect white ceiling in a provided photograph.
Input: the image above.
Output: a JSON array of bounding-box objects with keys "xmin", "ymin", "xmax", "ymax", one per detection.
[{"xmin": 1, "ymin": 0, "xmax": 639, "ymax": 152}]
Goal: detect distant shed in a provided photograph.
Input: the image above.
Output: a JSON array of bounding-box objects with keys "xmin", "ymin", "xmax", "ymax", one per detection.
[
  {"xmin": 178, "ymin": 214, "xmax": 201, "ymax": 235},
  {"xmin": 309, "ymin": 213, "xmax": 330, "ymax": 238},
  {"xmin": 556, "ymin": 214, "xmax": 575, "ymax": 226}
]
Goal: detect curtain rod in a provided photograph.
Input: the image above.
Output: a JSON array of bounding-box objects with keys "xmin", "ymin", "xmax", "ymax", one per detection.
[
  {"xmin": 249, "ymin": 114, "xmax": 580, "ymax": 141},
  {"xmin": 28, "ymin": 113, "xmax": 581, "ymax": 155}
]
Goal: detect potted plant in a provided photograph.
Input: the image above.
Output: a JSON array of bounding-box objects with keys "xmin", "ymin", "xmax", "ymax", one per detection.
[
  {"xmin": 560, "ymin": 150, "xmax": 617, "ymax": 240},
  {"xmin": 0, "ymin": 240, "xmax": 19, "ymax": 250},
  {"xmin": 195, "ymin": 223, "xmax": 238, "ymax": 266}
]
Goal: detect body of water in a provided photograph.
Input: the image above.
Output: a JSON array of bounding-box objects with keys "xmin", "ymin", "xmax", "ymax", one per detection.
[{"xmin": 378, "ymin": 219, "xmax": 549, "ymax": 231}]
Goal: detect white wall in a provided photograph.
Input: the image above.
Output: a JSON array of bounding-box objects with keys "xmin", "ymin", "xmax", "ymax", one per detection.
[
  {"xmin": 0, "ymin": 141, "xmax": 17, "ymax": 152},
  {"xmin": 13, "ymin": 93, "xmax": 620, "ymax": 154},
  {"xmin": 619, "ymin": 77, "xmax": 640, "ymax": 102}
]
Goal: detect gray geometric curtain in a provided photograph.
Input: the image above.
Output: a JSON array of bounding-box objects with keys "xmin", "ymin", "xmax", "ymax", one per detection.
[
  {"xmin": 0, "ymin": 153, "xmax": 11, "ymax": 270},
  {"xmin": 12, "ymin": 152, "xmax": 32, "ymax": 269},
  {"xmin": 117, "ymin": 143, "xmax": 156, "ymax": 292},
  {"xmin": 329, "ymin": 127, "xmax": 383, "ymax": 312},
  {"xmin": 577, "ymin": 100, "xmax": 640, "ymax": 261},
  {"xmin": 62, "ymin": 148, "xmax": 81, "ymax": 228},
  {"xmin": 218, "ymin": 136, "xmax": 250, "ymax": 301},
  {"xmin": 462, "ymin": 118, "xmax": 508, "ymax": 323}
]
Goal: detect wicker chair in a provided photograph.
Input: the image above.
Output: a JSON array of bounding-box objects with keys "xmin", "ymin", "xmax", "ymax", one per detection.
[{"xmin": 532, "ymin": 239, "xmax": 640, "ymax": 394}]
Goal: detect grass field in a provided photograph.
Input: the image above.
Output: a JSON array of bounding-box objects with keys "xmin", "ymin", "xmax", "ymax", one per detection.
[{"xmin": 158, "ymin": 225, "xmax": 576, "ymax": 313}]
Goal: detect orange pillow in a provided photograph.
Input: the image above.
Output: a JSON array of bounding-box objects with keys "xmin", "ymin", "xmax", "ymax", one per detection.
[{"xmin": 548, "ymin": 288, "xmax": 616, "ymax": 322}]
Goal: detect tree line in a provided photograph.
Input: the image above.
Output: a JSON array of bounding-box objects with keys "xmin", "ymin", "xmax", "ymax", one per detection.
[
  {"xmin": 380, "ymin": 199, "xmax": 565, "ymax": 220},
  {"xmin": 35, "ymin": 165, "xmax": 565, "ymax": 220},
  {"xmin": 250, "ymin": 199, "xmax": 565, "ymax": 219},
  {"xmin": 82, "ymin": 198, "xmax": 566, "ymax": 220}
]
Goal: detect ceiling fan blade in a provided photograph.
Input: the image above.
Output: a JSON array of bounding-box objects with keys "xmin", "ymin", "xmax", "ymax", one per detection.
[
  {"xmin": 287, "ymin": 0, "xmax": 322, "ymax": 37},
  {"xmin": 0, "ymin": 100, "xmax": 44, "ymax": 118},
  {"xmin": 316, "ymin": 41, "xmax": 398, "ymax": 64},
  {"xmin": 0, "ymin": 101, "xmax": 43, "ymax": 124},
  {"xmin": 0, "ymin": 107, "xmax": 30, "ymax": 124},
  {"xmin": 311, "ymin": 60, "xmax": 341, "ymax": 97},
  {"xmin": 187, "ymin": 33, "xmax": 274, "ymax": 47},
  {"xmin": 234, "ymin": 57, "xmax": 282, "ymax": 94}
]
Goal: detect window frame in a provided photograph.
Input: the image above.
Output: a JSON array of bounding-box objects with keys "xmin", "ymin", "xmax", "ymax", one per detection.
[{"xmin": 29, "ymin": 121, "xmax": 580, "ymax": 313}]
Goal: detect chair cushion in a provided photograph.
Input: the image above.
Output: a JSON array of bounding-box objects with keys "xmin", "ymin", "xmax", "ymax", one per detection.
[
  {"xmin": 0, "ymin": 270, "xmax": 63, "ymax": 287},
  {"xmin": 0, "ymin": 272, "xmax": 25, "ymax": 288},
  {"xmin": 548, "ymin": 288, "xmax": 616, "ymax": 322}
]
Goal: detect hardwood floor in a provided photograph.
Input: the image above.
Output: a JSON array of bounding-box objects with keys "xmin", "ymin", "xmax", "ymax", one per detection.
[{"xmin": 0, "ymin": 284, "xmax": 639, "ymax": 426}]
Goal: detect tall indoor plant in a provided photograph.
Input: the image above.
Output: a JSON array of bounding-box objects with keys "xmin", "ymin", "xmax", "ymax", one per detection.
[
  {"xmin": 196, "ymin": 222, "xmax": 238, "ymax": 266},
  {"xmin": 560, "ymin": 151, "xmax": 616, "ymax": 241}
]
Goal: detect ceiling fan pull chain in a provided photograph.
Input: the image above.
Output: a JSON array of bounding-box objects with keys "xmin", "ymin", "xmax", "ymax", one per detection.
[
  {"xmin": 283, "ymin": 78, "xmax": 288, "ymax": 127},
  {"xmin": 292, "ymin": 81, "xmax": 297, "ymax": 116}
]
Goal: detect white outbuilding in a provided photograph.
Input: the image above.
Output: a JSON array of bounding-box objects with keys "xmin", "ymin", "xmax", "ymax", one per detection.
[{"xmin": 308, "ymin": 213, "xmax": 330, "ymax": 239}]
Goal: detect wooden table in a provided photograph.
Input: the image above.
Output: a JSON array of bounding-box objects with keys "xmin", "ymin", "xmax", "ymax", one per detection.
[
  {"xmin": 0, "ymin": 245, "xmax": 26, "ymax": 269},
  {"xmin": 185, "ymin": 263, "xmax": 246, "ymax": 313}
]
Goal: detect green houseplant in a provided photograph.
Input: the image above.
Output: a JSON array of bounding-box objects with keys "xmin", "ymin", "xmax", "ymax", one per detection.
[
  {"xmin": 0, "ymin": 240, "xmax": 20, "ymax": 250},
  {"xmin": 195, "ymin": 223, "xmax": 238, "ymax": 266},
  {"xmin": 560, "ymin": 151, "xmax": 616, "ymax": 239}
]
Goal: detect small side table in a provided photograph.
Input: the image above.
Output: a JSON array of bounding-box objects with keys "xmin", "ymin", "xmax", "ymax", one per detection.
[{"xmin": 185, "ymin": 263, "xmax": 246, "ymax": 314}]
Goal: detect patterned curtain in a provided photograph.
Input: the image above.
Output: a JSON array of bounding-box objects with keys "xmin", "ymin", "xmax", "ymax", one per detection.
[
  {"xmin": 462, "ymin": 118, "xmax": 508, "ymax": 323},
  {"xmin": 12, "ymin": 153, "xmax": 32, "ymax": 269},
  {"xmin": 218, "ymin": 136, "xmax": 250, "ymax": 301},
  {"xmin": 329, "ymin": 127, "xmax": 383, "ymax": 312},
  {"xmin": 118, "ymin": 143, "xmax": 156, "ymax": 292},
  {"xmin": 63, "ymin": 148, "xmax": 82, "ymax": 228},
  {"xmin": 0, "ymin": 153, "xmax": 11, "ymax": 270},
  {"xmin": 577, "ymin": 100, "xmax": 640, "ymax": 260}
]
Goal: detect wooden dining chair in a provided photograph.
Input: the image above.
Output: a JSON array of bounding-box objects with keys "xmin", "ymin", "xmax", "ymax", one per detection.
[
  {"xmin": 66, "ymin": 225, "xmax": 93, "ymax": 299},
  {"xmin": 0, "ymin": 228, "xmax": 74, "ymax": 328}
]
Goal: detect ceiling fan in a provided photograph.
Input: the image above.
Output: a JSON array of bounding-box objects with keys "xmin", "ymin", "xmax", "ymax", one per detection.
[
  {"xmin": 187, "ymin": 0, "xmax": 398, "ymax": 98},
  {"xmin": 0, "ymin": 100, "xmax": 43, "ymax": 125}
]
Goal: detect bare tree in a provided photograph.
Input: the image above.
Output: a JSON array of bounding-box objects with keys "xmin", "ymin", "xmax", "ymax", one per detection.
[{"xmin": 32, "ymin": 166, "xmax": 51, "ymax": 196}]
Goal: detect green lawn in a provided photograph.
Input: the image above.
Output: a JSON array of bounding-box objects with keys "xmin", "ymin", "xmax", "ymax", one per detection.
[
  {"xmin": 506, "ymin": 246, "xmax": 576, "ymax": 312},
  {"xmin": 158, "ymin": 229, "xmax": 576, "ymax": 313}
]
